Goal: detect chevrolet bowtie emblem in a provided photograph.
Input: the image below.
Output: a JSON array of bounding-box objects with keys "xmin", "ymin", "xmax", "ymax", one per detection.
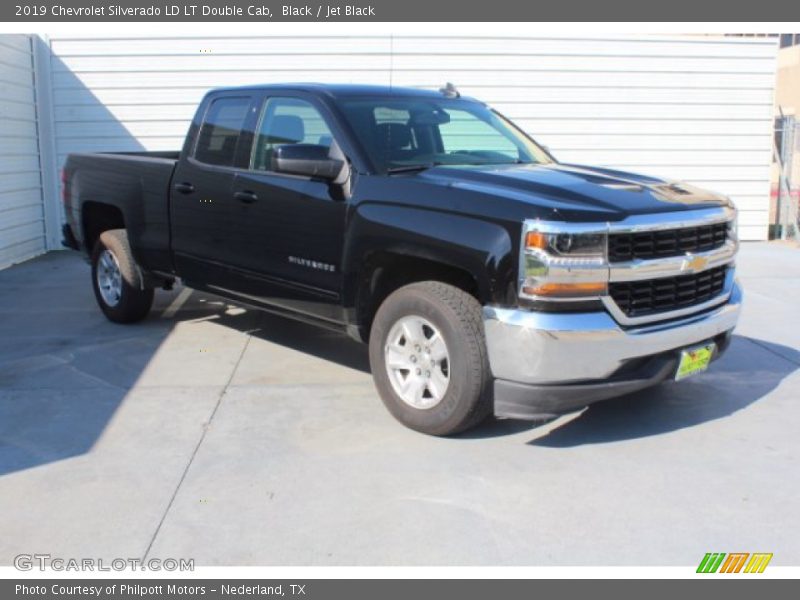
[{"xmin": 683, "ymin": 254, "xmax": 709, "ymax": 272}]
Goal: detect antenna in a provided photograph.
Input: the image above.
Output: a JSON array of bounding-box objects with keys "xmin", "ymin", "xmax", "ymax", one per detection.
[{"xmin": 439, "ymin": 82, "xmax": 460, "ymax": 98}]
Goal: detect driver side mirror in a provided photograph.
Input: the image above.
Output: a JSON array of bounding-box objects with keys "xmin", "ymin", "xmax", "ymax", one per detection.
[{"xmin": 272, "ymin": 144, "xmax": 344, "ymax": 180}]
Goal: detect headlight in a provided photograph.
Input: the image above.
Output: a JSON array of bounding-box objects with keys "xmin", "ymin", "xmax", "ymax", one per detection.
[
  {"xmin": 525, "ymin": 231, "xmax": 606, "ymax": 257},
  {"xmin": 727, "ymin": 209, "xmax": 738, "ymax": 241},
  {"xmin": 520, "ymin": 226, "xmax": 609, "ymax": 300}
]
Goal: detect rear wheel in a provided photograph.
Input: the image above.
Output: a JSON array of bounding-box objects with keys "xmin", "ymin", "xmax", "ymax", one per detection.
[
  {"xmin": 369, "ymin": 281, "xmax": 492, "ymax": 436},
  {"xmin": 91, "ymin": 229, "xmax": 153, "ymax": 323}
]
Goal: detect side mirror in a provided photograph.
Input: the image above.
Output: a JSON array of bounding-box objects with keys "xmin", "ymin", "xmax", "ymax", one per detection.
[{"xmin": 272, "ymin": 144, "xmax": 344, "ymax": 180}]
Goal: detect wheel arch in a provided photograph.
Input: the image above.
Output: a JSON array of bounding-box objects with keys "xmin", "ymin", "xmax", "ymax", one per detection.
[
  {"xmin": 343, "ymin": 203, "xmax": 518, "ymax": 342},
  {"xmin": 82, "ymin": 201, "xmax": 126, "ymax": 254}
]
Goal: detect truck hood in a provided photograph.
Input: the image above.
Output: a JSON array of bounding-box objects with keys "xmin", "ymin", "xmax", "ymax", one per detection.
[{"xmin": 417, "ymin": 162, "xmax": 732, "ymax": 220}]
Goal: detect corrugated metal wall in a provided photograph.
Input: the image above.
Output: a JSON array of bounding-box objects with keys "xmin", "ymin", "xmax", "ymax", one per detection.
[
  {"xmin": 45, "ymin": 34, "xmax": 777, "ymax": 241},
  {"xmin": 0, "ymin": 34, "xmax": 46, "ymax": 268}
]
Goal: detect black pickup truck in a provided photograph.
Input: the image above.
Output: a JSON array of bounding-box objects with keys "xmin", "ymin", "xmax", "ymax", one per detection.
[{"xmin": 62, "ymin": 83, "xmax": 742, "ymax": 435}]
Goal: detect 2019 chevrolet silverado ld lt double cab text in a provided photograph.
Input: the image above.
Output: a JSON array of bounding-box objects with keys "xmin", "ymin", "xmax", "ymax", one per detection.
[{"xmin": 61, "ymin": 84, "xmax": 742, "ymax": 435}]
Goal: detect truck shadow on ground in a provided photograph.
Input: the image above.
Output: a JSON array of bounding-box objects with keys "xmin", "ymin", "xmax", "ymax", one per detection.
[
  {"xmin": 520, "ymin": 336, "xmax": 799, "ymax": 447},
  {"xmin": 0, "ymin": 274, "xmax": 371, "ymax": 478},
  {"xmin": 1, "ymin": 254, "xmax": 795, "ymax": 479},
  {"xmin": 0, "ymin": 257, "xmax": 164, "ymax": 477},
  {"xmin": 185, "ymin": 297, "xmax": 372, "ymax": 374},
  {"xmin": 200, "ymin": 299, "xmax": 798, "ymax": 446}
]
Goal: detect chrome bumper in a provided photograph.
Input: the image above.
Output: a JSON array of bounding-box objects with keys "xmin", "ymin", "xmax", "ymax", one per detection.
[{"xmin": 483, "ymin": 280, "xmax": 742, "ymax": 386}]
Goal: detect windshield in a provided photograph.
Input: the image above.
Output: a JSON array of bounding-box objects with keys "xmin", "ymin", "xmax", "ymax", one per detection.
[{"xmin": 337, "ymin": 96, "xmax": 553, "ymax": 173}]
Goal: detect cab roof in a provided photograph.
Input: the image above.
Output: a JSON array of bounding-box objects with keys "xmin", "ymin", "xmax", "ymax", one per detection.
[{"xmin": 208, "ymin": 83, "xmax": 478, "ymax": 102}]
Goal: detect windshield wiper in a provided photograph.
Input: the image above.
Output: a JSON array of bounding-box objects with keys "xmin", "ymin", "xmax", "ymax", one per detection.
[
  {"xmin": 386, "ymin": 162, "xmax": 443, "ymax": 174},
  {"xmin": 386, "ymin": 159, "xmax": 533, "ymax": 174}
]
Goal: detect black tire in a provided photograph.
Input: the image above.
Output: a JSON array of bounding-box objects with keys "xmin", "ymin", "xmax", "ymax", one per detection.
[
  {"xmin": 91, "ymin": 229, "xmax": 154, "ymax": 324},
  {"xmin": 368, "ymin": 281, "xmax": 492, "ymax": 436}
]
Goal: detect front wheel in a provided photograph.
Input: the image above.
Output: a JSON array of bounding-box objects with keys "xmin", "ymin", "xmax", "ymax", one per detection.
[
  {"xmin": 368, "ymin": 281, "xmax": 492, "ymax": 436},
  {"xmin": 91, "ymin": 229, "xmax": 154, "ymax": 323}
]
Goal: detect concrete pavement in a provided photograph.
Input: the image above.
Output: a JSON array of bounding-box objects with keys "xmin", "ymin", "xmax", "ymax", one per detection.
[{"xmin": 0, "ymin": 243, "xmax": 798, "ymax": 566}]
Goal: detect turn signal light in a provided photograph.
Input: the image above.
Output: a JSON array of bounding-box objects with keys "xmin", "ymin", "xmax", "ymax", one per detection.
[
  {"xmin": 525, "ymin": 231, "xmax": 547, "ymax": 249},
  {"xmin": 522, "ymin": 281, "xmax": 607, "ymax": 297}
]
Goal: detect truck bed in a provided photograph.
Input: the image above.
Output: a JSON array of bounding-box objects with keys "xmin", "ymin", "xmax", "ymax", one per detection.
[
  {"xmin": 63, "ymin": 151, "xmax": 179, "ymax": 274},
  {"xmin": 98, "ymin": 150, "xmax": 181, "ymax": 161}
]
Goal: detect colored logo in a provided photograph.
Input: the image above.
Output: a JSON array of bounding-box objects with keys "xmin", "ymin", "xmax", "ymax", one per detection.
[
  {"xmin": 682, "ymin": 254, "xmax": 709, "ymax": 272},
  {"xmin": 697, "ymin": 552, "xmax": 773, "ymax": 573}
]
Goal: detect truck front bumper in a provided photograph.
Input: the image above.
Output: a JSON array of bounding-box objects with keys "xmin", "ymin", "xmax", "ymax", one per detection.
[{"xmin": 483, "ymin": 280, "xmax": 742, "ymax": 420}]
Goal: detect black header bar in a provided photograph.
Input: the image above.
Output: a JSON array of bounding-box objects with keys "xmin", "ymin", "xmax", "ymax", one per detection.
[{"xmin": 3, "ymin": 0, "xmax": 800, "ymax": 22}]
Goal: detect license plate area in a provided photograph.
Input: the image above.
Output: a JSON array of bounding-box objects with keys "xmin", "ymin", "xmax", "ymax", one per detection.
[{"xmin": 675, "ymin": 342, "xmax": 716, "ymax": 381}]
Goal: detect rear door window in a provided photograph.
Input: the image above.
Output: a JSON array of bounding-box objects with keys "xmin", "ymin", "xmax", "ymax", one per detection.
[{"xmin": 194, "ymin": 96, "xmax": 252, "ymax": 167}]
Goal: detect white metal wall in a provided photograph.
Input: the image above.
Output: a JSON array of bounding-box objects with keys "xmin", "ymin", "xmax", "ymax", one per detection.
[
  {"xmin": 46, "ymin": 33, "xmax": 777, "ymax": 240},
  {"xmin": 0, "ymin": 34, "xmax": 46, "ymax": 268}
]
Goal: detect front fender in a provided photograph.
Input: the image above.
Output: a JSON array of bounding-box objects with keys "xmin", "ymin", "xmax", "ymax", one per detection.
[{"xmin": 341, "ymin": 202, "xmax": 518, "ymax": 309}]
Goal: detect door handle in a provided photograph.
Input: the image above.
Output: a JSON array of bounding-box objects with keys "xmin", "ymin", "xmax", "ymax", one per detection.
[
  {"xmin": 174, "ymin": 182, "xmax": 195, "ymax": 194},
  {"xmin": 234, "ymin": 190, "xmax": 258, "ymax": 204}
]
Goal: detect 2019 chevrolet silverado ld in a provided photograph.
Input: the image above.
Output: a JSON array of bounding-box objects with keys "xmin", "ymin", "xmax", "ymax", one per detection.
[{"xmin": 61, "ymin": 84, "xmax": 742, "ymax": 435}]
